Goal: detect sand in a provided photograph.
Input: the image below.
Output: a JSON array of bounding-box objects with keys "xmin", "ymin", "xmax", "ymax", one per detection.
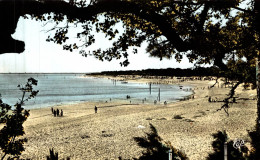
[{"xmin": 0, "ymin": 76, "xmax": 257, "ymax": 160}]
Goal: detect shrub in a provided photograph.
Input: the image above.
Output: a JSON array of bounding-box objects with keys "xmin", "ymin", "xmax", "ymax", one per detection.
[
  {"xmin": 0, "ymin": 78, "xmax": 39, "ymax": 160},
  {"xmin": 206, "ymin": 131, "xmax": 248, "ymax": 160},
  {"xmin": 46, "ymin": 148, "xmax": 70, "ymax": 160},
  {"xmin": 46, "ymin": 148, "xmax": 59, "ymax": 160},
  {"xmin": 247, "ymin": 125, "xmax": 260, "ymax": 159},
  {"xmin": 133, "ymin": 123, "xmax": 188, "ymax": 160}
]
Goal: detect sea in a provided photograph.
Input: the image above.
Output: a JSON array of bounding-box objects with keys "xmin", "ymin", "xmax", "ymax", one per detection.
[{"xmin": 0, "ymin": 74, "xmax": 193, "ymax": 109}]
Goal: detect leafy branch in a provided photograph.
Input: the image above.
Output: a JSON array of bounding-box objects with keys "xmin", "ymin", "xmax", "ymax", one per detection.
[
  {"xmin": 217, "ymin": 81, "xmax": 241, "ymax": 116},
  {"xmin": 0, "ymin": 78, "xmax": 39, "ymax": 160}
]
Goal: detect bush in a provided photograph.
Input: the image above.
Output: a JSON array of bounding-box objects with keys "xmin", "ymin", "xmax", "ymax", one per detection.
[
  {"xmin": 247, "ymin": 125, "xmax": 260, "ymax": 159},
  {"xmin": 46, "ymin": 148, "xmax": 70, "ymax": 160},
  {"xmin": 46, "ymin": 148, "xmax": 59, "ymax": 160},
  {"xmin": 133, "ymin": 123, "xmax": 188, "ymax": 160},
  {"xmin": 206, "ymin": 131, "xmax": 248, "ymax": 160},
  {"xmin": 0, "ymin": 78, "xmax": 39, "ymax": 160}
]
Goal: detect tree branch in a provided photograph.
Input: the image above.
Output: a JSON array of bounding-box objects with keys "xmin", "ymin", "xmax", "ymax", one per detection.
[
  {"xmin": 233, "ymin": 6, "xmax": 254, "ymax": 14},
  {"xmin": 197, "ymin": 3, "xmax": 210, "ymax": 33},
  {"xmin": 217, "ymin": 81, "xmax": 241, "ymax": 116},
  {"xmin": 210, "ymin": 77, "xmax": 219, "ymax": 88},
  {"xmin": 0, "ymin": 0, "xmax": 193, "ymax": 54},
  {"xmin": 1, "ymin": 153, "xmax": 7, "ymax": 160}
]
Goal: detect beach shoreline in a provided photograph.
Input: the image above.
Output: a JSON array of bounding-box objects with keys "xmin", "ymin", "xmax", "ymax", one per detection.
[{"xmin": 0, "ymin": 76, "xmax": 257, "ymax": 160}]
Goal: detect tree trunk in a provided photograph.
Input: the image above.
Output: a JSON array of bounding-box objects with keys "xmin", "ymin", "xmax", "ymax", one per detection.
[
  {"xmin": 255, "ymin": 0, "xmax": 260, "ymax": 131},
  {"xmin": 257, "ymin": 56, "xmax": 260, "ymax": 130}
]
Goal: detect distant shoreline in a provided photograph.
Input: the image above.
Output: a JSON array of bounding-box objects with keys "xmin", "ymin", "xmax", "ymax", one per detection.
[
  {"xmin": 0, "ymin": 73, "xmax": 87, "ymax": 74},
  {"xmin": 85, "ymin": 74, "xmax": 218, "ymax": 85},
  {"xmin": 85, "ymin": 74, "xmax": 217, "ymax": 103},
  {"xmin": 86, "ymin": 67, "xmax": 221, "ymax": 78}
]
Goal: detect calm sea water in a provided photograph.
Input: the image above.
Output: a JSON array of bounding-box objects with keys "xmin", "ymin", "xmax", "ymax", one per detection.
[{"xmin": 0, "ymin": 74, "xmax": 192, "ymax": 109}]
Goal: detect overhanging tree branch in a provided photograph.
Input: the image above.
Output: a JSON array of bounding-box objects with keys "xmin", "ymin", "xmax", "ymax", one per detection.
[
  {"xmin": 0, "ymin": 0, "xmax": 193, "ymax": 55},
  {"xmin": 217, "ymin": 81, "xmax": 241, "ymax": 116}
]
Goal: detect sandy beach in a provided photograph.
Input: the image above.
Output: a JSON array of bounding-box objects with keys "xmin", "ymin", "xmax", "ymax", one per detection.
[{"xmin": 1, "ymin": 76, "xmax": 257, "ymax": 160}]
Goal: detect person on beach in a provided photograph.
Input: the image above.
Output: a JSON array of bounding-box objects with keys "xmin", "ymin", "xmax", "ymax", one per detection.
[
  {"xmin": 57, "ymin": 109, "xmax": 60, "ymax": 117},
  {"xmin": 94, "ymin": 106, "xmax": 97, "ymax": 113},
  {"xmin": 54, "ymin": 110, "xmax": 57, "ymax": 117},
  {"xmin": 61, "ymin": 109, "xmax": 63, "ymax": 117},
  {"xmin": 51, "ymin": 107, "xmax": 54, "ymax": 114},
  {"xmin": 233, "ymin": 97, "xmax": 236, "ymax": 103}
]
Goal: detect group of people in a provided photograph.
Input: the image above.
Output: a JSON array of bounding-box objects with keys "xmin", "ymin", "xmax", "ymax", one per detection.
[{"xmin": 51, "ymin": 107, "xmax": 63, "ymax": 117}]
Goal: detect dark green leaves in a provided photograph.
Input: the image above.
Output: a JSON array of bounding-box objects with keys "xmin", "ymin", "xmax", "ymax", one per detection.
[
  {"xmin": 0, "ymin": 78, "xmax": 39, "ymax": 159},
  {"xmin": 133, "ymin": 123, "xmax": 188, "ymax": 160},
  {"xmin": 207, "ymin": 131, "xmax": 249, "ymax": 160}
]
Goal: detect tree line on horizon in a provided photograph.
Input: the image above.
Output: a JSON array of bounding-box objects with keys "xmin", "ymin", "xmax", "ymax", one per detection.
[{"xmin": 88, "ymin": 66, "xmax": 224, "ymax": 78}]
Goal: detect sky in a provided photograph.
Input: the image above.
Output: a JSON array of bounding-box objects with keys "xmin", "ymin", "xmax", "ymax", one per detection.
[{"xmin": 0, "ymin": 16, "xmax": 197, "ymax": 73}]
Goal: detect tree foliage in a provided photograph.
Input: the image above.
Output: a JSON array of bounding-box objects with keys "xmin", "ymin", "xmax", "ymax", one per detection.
[
  {"xmin": 0, "ymin": 78, "xmax": 39, "ymax": 160},
  {"xmin": 247, "ymin": 126, "xmax": 260, "ymax": 159},
  {"xmin": 207, "ymin": 131, "xmax": 249, "ymax": 160},
  {"xmin": 88, "ymin": 66, "xmax": 221, "ymax": 77},
  {"xmin": 133, "ymin": 123, "xmax": 188, "ymax": 160},
  {"xmin": 0, "ymin": 0, "xmax": 258, "ymax": 76},
  {"xmin": 12, "ymin": 0, "xmax": 254, "ymax": 85}
]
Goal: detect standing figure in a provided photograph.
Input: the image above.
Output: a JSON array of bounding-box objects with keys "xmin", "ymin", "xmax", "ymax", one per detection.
[
  {"xmin": 94, "ymin": 106, "xmax": 97, "ymax": 113},
  {"xmin": 54, "ymin": 110, "xmax": 57, "ymax": 117},
  {"xmin": 57, "ymin": 109, "xmax": 60, "ymax": 117},
  {"xmin": 61, "ymin": 109, "xmax": 63, "ymax": 117},
  {"xmin": 233, "ymin": 97, "xmax": 236, "ymax": 103},
  {"xmin": 51, "ymin": 107, "xmax": 54, "ymax": 114}
]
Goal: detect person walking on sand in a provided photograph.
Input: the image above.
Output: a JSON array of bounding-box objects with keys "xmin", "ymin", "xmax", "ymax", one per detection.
[
  {"xmin": 94, "ymin": 106, "xmax": 97, "ymax": 113},
  {"xmin": 54, "ymin": 110, "xmax": 57, "ymax": 117},
  {"xmin": 57, "ymin": 109, "xmax": 60, "ymax": 117},
  {"xmin": 51, "ymin": 107, "xmax": 54, "ymax": 114},
  {"xmin": 61, "ymin": 109, "xmax": 63, "ymax": 117}
]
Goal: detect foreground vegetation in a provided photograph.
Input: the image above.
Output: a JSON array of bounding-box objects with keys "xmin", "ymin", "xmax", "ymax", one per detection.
[{"xmin": 0, "ymin": 78, "xmax": 38, "ymax": 160}]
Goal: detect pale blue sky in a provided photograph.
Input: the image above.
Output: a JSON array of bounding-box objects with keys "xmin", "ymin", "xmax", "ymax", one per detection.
[{"xmin": 0, "ymin": 17, "xmax": 197, "ymax": 73}]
